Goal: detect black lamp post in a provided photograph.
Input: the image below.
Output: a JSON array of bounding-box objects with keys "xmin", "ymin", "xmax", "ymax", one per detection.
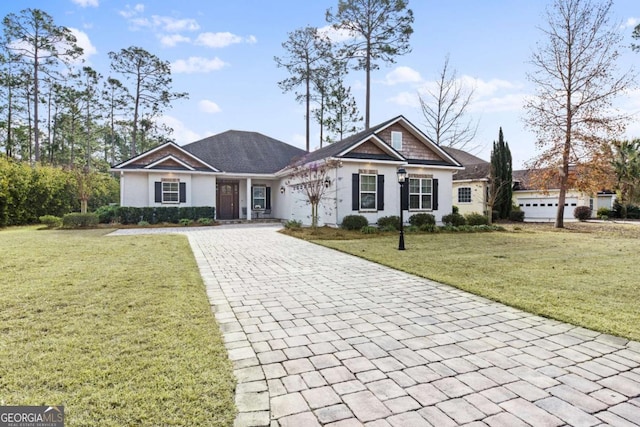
[{"xmin": 397, "ymin": 168, "xmax": 407, "ymax": 250}]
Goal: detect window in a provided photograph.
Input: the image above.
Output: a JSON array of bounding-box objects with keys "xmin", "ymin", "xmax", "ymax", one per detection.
[
  {"xmin": 360, "ymin": 174, "xmax": 377, "ymax": 210},
  {"xmin": 162, "ymin": 179, "xmax": 179, "ymax": 203},
  {"xmin": 252, "ymin": 186, "xmax": 266, "ymax": 210},
  {"xmin": 458, "ymin": 187, "xmax": 471, "ymax": 203},
  {"xmin": 391, "ymin": 131, "xmax": 402, "ymax": 150},
  {"xmin": 409, "ymin": 178, "xmax": 432, "ymax": 210}
]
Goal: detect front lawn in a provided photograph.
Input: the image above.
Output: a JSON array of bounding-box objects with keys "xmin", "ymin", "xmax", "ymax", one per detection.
[
  {"xmin": 0, "ymin": 227, "xmax": 235, "ymax": 426},
  {"xmin": 300, "ymin": 222, "xmax": 640, "ymax": 342}
]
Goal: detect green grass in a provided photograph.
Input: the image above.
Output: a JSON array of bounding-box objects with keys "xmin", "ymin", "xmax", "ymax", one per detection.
[
  {"xmin": 0, "ymin": 227, "xmax": 235, "ymax": 426},
  {"xmin": 306, "ymin": 223, "xmax": 640, "ymax": 342}
]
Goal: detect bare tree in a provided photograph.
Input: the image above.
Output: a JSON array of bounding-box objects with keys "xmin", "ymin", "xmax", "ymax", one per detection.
[
  {"xmin": 326, "ymin": 0, "xmax": 413, "ymax": 129},
  {"xmin": 286, "ymin": 159, "xmax": 339, "ymax": 228},
  {"xmin": 524, "ymin": 0, "xmax": 634, "ymax": 228},
  {"xmin": 419, "ymin": 55, "xmax": 478, "ymax": 150}
]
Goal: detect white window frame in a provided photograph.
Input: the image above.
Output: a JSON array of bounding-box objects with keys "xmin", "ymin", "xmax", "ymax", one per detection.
[
  {"xmin": 409, "ymin": 177, "xmax": 432, "ymax": 211},
  {"xmin": 391, "ymin": 131, "xmax": 402, "ymax": 150},
  {"xmin": 360, "ymin": 174, "xmax": 377, "ymax": 211},
  {"xmin": 162, "ymin": 179, "xmax": 179, "ymax": 204},
  {"xmin": 458, "ymin": 187, "xmax": 472, "ymax": 203},
  {"xmin": 252, "ymin": 185, "xmax": 266, "ymax": 210}
]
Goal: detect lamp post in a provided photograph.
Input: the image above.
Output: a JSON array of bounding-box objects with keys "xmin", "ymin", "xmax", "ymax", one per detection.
[{"xmin": 397, "ymin": 168, "xmax": 407, "ymax": 250}]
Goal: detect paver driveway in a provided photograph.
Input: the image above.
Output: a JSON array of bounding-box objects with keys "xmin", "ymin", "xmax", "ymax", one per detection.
[{"xmin": 114, "ymin": 224, "xmax": 640, "ymax": 426}]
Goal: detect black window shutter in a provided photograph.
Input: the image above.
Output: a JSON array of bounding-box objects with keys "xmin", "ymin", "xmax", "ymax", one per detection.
[
  {"xmin": 179, "ymin": 182, "xmax": 186, "ymax": 203},
  {"xmin": 377, "ymin": 175, "xmax": 384, "ymax": 211},
  {"xmin": 250, "ymin": 186, "xmax": 254, "ymax": 207},
  {"xmin": 266, "ymin": 187, "xmax": 271, "ymax": 210},
  {"xmin": 352, "ymin": 174, "xmax": 359, "ymax": 211},
  {"xmin": 401, "ymin": 180, "xmax": 409, "ymax": 210},
  {"xmin": 155, "ymin": 182, "xmax": 162, "ymax": 203},
  {"xmin": 433, "ymin": 179, "xmax": 439, "ymax": 210}
]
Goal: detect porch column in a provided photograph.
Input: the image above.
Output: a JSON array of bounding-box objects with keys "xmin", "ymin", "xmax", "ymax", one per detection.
[
  {"xmin": 246, "ymin": 178, "xmax": 252, "ymax": 221},
  {"xmin": 212, "ymin": 176, "xmax": 217, "ymax": 220}
]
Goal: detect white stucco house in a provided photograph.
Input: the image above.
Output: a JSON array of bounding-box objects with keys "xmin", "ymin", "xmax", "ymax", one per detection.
[
  {"xmin": 111, "ymin": 116, "xmax": 464, "ymax": 226},
  {"xmin": 442, "ymin": 147, "xmax": 616, "ymax": 221}
]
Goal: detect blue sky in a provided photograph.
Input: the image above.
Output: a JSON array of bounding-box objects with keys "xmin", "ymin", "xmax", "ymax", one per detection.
[{"xmin": 2, "ymin": 0, "xmax": 639, "ymax": 168}]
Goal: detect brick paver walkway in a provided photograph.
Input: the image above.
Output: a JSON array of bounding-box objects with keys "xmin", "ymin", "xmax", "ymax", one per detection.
[{"xmin": 112, "ymin": 225, "xmax": 640, "ymax": 426}]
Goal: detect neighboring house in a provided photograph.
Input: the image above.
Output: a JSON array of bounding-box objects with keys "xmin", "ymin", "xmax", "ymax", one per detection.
[
  {"xmin": 512, "ymin": 169, "xmax": 615, "ymax": 221},
  {"xmin": 111, "ymin": 116, "xmax": 464, "ymax": 226},
  {"xmin": 443, "ymin": 147, "xmax": 490, "ymax": 216},
  {"xmin": 441, "ymin": 147, "xmax": 616, "ymax": 221}
]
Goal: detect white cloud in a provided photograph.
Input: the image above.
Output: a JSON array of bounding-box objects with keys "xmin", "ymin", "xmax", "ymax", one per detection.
[
  {"xmin": 383, "ymin": 66, "xmax": 422, "ymax": 85},
  {"xmin": 160, "ymin": 34, "xmax": 190, "ymax": 47},
  {"xmin": 69, "ymin": 28, "xmax": 97, "ymax": 63},
  {"xmin": 72, "ymin": 0, "xmax": 99, "ymax": 7},
  {"xmin": 621, "ymin": 17, "xmax": 639, "ymax": 29},
  {"xmin": 198, "ymin": 100, "xmax": 222, "ymax": 114},
  {"xmin": 195, "ymin": 32, "xmax": 257, "ymax": 48},
  {"xmin": 151, "ymin": 16, "xmax": 199, "ymax": 32},
  {"xmin": 317, "ymin": 24, "xmax": 357, "ymax": 43},
  {"xmin": 468, "ymin": 93, "xmax": 527, "ymax": 113},
  {"xmin": 171, "ymin": 56, "xmax": 227, "ymax": 73},
  {"xmin": 386, "ymin": 91, "xmax": 420, "ymax": 108},
  {"xmin": 119, "ymin": 3, "xmax": 144, "ymax": 19},
  {"xmin": 157, "ymin": 115, "xmax": 202, "ymax": 145}
]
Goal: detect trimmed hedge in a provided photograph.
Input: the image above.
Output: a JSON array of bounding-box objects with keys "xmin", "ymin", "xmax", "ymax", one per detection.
[
  {"xmin": 115, "ymin": 206, "xmax": 216, "ymax": 225},
  {"xmin": 341, "ymin": 215, "xmax": 368, "ymax": 230},
  {"xmin": 377, "ymin": 216, "xmax": 400, "ymax": 230},
  {"xmin": 573, "ymin": 206, "xmax": 592, "ymax": 221},
  {"xmin": 62, "ymin": 213, "xmax": 99, "ymax": 228},
  {"xmin": 409, "ymin": 213, "xmax": 435, "ymax": 227},
  {"xmin": 442, "ymin": 212, "xmax": 466, "ymax": 226},
  {"xmin": 465, "ymin": 212, "xmax": 489, "ymax": 226}
]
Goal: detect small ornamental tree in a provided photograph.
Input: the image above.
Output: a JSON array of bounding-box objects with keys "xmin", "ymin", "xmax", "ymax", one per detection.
[
  {"xmin": 286, "ymin": 159, "xmax": 339, "ymax": 227},
  {"xmin": 488, "ymin": 128, "xmax": 513, "ymax": 221}
]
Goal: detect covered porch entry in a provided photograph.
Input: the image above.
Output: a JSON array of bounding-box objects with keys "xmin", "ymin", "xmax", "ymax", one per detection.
[{"xmin": 215, "ymin": 178, "xmax": 276, "ymax": 220}]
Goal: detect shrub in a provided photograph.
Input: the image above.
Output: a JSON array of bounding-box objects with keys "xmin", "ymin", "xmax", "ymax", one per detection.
[
  {"xmin": 137, "ymin": 220, "xmax": 150, "ymax": 226},
  {"xmin": 597, "ymin": 207, "xmax": 611, "ymax": 219},
  {"xmin": 341, "ymin": 215, "xmax": 368, "ymax": 230},
  {"xmin": 360, "ymin": 225, "xmax": 379, "ymax": 234},
  {"xmin": 409, "ymin": 213, "xmax": 435, "ymax": 227},
  {"xmin": 405, "ymin": 225, "xmax": 419, "ymax": 233},
  {"xmin": 509, "ymin": 208, "xmax": 525, "ymax": 222},
  {"xmin": 419, "ymin": 223, "xmax": 437, "ymax": 232},
  {"xmin": 377, "ymin": 215, "xmax": 400, "ymax": 230},
  {"xmin": 573, "ymin": 206, "xmax": 592, "ymax": 221},
  {"xmin": 284, "ymin": 219, "xmax": 302, "ymax": 229},
  {"xmin": 198, "ymin": 217, "xmax": 213, "ymax": 225},
  {"xmin": 114, "ymin": 206, "xmax": 215, "ymax": 224},
  {"xmin": 612, "ymin": 201, "xmax": 640, "ymax": 219},
  {"xmin": 452, "ymin": 205, "xmax": 459, "ymax": 214},
  {"xmin": 179, "ymin": 218, "xmax": 193, "ymax": 226},
  {"xmin": 62, "ymin": 213, "xmax": 99, "ymax": 228},
  {"xmin": 39, "ymin": 215, "xmax": 62, "ymax": 229},
  {"xmin": 95, "ymin": 205, "xmax": 119, "ymax": 224},
  {"xmin": 379, "ymin": 224, "xmax": 397, "ymax": 232},
  {"xmin": 441, "ymin": 212, "xmax": 466, "ymax": 226},
  {"xmin": 465, "ymin": 212, "xmax": 489, "ymax": 226}
]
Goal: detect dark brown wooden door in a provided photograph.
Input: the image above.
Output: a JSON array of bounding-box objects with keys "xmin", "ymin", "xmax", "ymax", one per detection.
[{"xmin": 216, "ymin": 181, "xmax": 239, "ymax": 219}]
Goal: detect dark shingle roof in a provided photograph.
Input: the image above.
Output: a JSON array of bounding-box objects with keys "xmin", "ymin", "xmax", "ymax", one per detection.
[
  {"xmin": 182, "ymin": 130, "xmax": 306, "ymax": 174},
  {"xmin": 298, "ymin": 117, "xmax": 400, "ymax": 164},
  {"xmin": 442, "ymin": 147, "xmax": 488, "ymax": 166}
]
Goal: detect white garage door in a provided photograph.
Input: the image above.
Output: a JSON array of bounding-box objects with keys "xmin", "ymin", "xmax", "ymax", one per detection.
[{"xmin": 517, "ymin": 197, "xmax": 578, "ymax": 221}]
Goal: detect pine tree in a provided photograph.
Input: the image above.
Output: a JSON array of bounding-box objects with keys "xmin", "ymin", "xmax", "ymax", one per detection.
[{"xmin": 489, "ymin": 128, "xmax": 513, "ymax": 219}]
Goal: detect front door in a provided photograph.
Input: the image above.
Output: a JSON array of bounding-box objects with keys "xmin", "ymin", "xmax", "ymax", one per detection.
[{"xmin": 216, "ymin": 181, "xmax": 239, "ymax": 219}]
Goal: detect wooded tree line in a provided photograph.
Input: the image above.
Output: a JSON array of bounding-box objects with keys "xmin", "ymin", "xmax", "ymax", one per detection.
[{"xmin": 0, "ymin": 8, "xmax": 186, "ymax": 170}]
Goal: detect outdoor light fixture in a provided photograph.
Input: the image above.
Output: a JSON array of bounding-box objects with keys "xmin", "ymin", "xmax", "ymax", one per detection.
[
  {"xmin": 280, "ymin": 186, "xmax": 285, "ymax": 194},
  {"xmin": 324, "ymin": 177, "xmax": 331, "ymax": 188},
  {"xmin": 397, "ymin": 168, "xmax": 407, "ymax": 250}
]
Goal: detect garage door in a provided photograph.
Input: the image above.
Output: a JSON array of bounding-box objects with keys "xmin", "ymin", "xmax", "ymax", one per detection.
[{"xmin": 516, "ymin": 197, "xmax": 578, "ymax": 221}]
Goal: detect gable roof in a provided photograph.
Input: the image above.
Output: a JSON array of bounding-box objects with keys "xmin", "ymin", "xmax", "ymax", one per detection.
[
  {"xmin": 111, "ymin": 142, "xmax": 219, "ymax": 172},
  {"xmin": 183, "ymin": 130, "xmax": 306, "ymax": 174},
  {"xmin": 298, "ymin": 116, "xmax": 462, "ymax": 168}
]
